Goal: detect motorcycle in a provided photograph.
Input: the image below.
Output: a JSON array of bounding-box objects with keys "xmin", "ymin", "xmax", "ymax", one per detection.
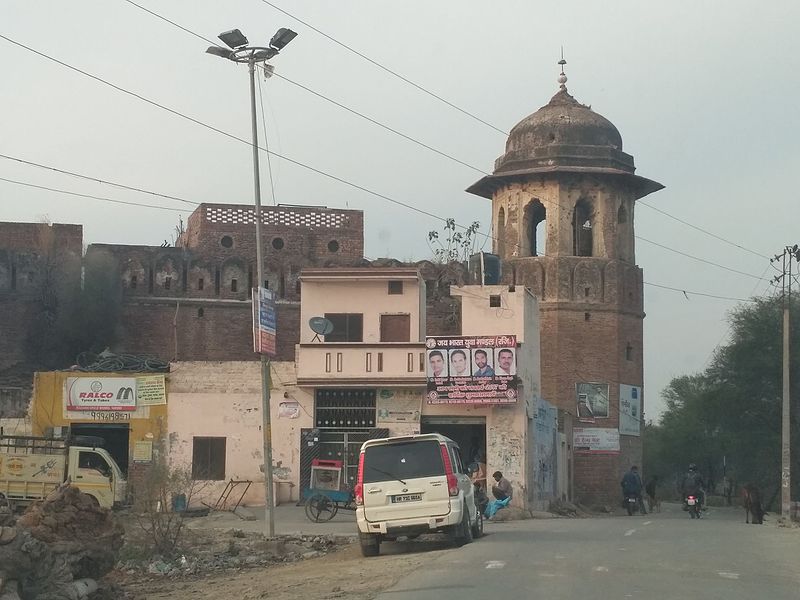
[
  {"xmin": 623, "ymin": 492, "xmax": 639, "ymax": 516},
  {"xmin": 685, "ymin": 494, "xmax": 701, "ymax": 519}
]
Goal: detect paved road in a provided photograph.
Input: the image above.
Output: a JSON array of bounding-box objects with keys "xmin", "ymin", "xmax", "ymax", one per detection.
[{"xmin": 375, "ymin": 504, "xmax": 800, "ymax": 600}]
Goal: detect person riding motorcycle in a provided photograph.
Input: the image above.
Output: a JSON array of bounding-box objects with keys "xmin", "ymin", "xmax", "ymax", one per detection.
[
  {"xmin": 620, "ymin": 465, "xmax": 647, "ymax": 514},
  {"xmin": 680, "ymin": 463, "xmax": 706, "ymax": 509}
]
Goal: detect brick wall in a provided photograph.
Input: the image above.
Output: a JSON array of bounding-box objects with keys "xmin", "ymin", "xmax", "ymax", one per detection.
[
  {"xmin": 114, "ymin": 299, "xmax": 300, "ymax": 362},
  {"xmin": 500, "ymin": 255, "xmax": 644, "ymax": 505},
  {"xmin": 0, "ymin": 222, "xmax": 83, "ymax": 373}
]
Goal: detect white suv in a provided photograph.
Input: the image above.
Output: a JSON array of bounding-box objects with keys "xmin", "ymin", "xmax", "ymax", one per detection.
[{"xmin": 354, "ymin": 433, "xmax": 482, "ymax": 556}]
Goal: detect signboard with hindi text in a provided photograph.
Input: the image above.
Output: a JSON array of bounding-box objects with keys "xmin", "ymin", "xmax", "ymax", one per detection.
[
  {"xmin": 253, "ymin": 287, "xmax": 277, "ymax": 356},
  {"xmin": 425, "ymin": 335, "xmax": 518, "ymax": 404}
]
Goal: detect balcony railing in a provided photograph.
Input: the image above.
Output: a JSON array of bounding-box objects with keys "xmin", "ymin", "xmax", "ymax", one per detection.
[{"xmin": 296, "ymin": 343, "xmax": 427, "ymax": 387}]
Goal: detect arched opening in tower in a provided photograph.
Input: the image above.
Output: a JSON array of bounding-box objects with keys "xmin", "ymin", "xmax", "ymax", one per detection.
[
  {"xmin": 572, "ymin": 199, "xmax": 593, "ymax": 257},
  {"xmin": 496, "ymin": 207, "xmax": 506, "ymax": 257},
  {"xmin": 523, "ymin": 199, "xmax": 547, "ymax": 257},
  {"xmin": 617, "ymin": 203, "xmax": 628, "ymax": 224}
]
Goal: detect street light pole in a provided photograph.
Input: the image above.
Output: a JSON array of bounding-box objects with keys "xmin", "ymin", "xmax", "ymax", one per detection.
[
  {"xmin": 207, "ymin": 27, "xmax": 297, "ymax": 538},
  {"xmin": 247, "ymin": 55, "xmax": 276, "ymax": 538}
]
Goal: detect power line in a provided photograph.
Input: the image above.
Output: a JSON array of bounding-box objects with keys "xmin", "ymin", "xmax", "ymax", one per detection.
[
  {"xmin": 643, "ymin": 281, "xmax": 755, "ymax": 303},
  {"xmin": 638, "ymin": 200, "xmax": 770, "ymax": 260},
  {"xmin": 1, "ymin": 31, "xmax": 770, "ymax": 286},
  {"xmin": 637, "ymin": 236, "xmax": 767, "ymax": 281},
  {"xmin": 257, "ymin": 0, "xmax": 509, "ymax": 136},
  {"xmin": 116, "ymin": 2, "xmax": 777, "ymax": 278},
  {"xmin": 0, "ymin": 176, "xmax": 194, "ymax": 212},
  {"xmin": 256, "ymin": 69, "xmax": 279, "ymax": 205},
  {"xmin": 123, "ymin": 0, "xmax": 491, "ymax": 175},
  {"xmin": 0, "ymin": 33, "xmax": 469, "ymax": 234},
  {"xmin": 0, "ymin": 152, "xmax": 197, "ymax": 207}
]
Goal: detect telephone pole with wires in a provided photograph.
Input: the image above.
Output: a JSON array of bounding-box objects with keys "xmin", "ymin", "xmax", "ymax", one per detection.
[{"xmin": 771, "ymin": 244, "xmax": 799, "ymax": 518}]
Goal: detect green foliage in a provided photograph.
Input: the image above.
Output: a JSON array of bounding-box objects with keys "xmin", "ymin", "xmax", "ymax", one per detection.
[
  {"xmin": 644, "ymin": 296, "xmax": 800, "ymax": 508},
  {"xmin": 428, "ymin": 219, "xmax": 482, "ymax": 263}
]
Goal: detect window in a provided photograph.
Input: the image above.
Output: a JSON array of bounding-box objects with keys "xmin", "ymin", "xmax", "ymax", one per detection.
[
  {"xmin": 388, "ymin": 281, "xmax": 403, "ymax": 295},
  {"xmin": 626, "ymin": 343, "xmax": 633, "ymax": 361},
  {"xmin": 362, "ymin": 441, "xmax": 444, "ymax": 483},
  {"xmin": 327, "ymin": 240, "xmax": 340, "ymax": 253},
  {"xmin": 220, "ymin": 235, "xmax": 234, "ymax": 248},
  {"xmin": 324, "ymin": 313, "xmax": 363, "ymax": 342},
  {"xmin": 164, "ymin": 276, "xmax": 172, "ymax": 290},
  {"xmin": 197, "ymin": 307, "xmax": 205, "ymax": 318},
  {"xmin": 272, "ymin": 237, "xmax": 284, "ymax": 250},
  {"xmin": 572, "ymin": 199, "xmax": 593, "ymax": 257},
  {"xmin": 380, "ymin": 314, "xmax": 410, "ymax": 342},
  {"xmin": 130, "ymin": 275, "xmax": 137, "ymax": 289},
  {"xmin": 231, "ymin": 278, "xmax": 238, "ymax": 293},
  {"xmin": 215, "ymin": 269, "xmax": 221, "ymax": 295},
  {"xmin": 489, "ymin": 295, "xmax": 501, "ymax": 307},
  {"xmin": 314, "ymin": 389, "xmax": 376, "ymax": 429},
  {"xmin": 198, "ymin": 278, "xmax": 204, "ymax": 291},
  {"xmin": 78, "ymin": 451, "xmax": 111, "ymax": 476},
  {"xmin": 585, "ymin": 312, "xmax": 591, "ymax": 321},
  {"xmin": 192, "ymin": 437, "xmax": 226, "ymax": 480}
]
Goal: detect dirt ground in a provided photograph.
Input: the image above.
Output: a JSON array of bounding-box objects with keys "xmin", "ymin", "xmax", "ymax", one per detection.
[{"xmin": 114, "ymin": 538, "xmax": 454, "ymax": 600}]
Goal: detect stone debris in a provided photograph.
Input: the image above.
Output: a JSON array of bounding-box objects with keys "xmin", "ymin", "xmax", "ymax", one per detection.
[
  {"xmin": 0, "ymin": 484, "xmax": 124, "ymax": 600},
  {"xmin": 116, "ymin": 531, "xmax": 348, "ymax": 578}
]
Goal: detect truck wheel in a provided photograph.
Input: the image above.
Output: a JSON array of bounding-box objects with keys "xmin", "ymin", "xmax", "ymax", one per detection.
[
  {"xmin": 359, "ymin": 532, "xmax": 380, "ymax": 557},
  {"xmin": 452, "ymin": 505, "xmax": 473, "ymax": 547}
]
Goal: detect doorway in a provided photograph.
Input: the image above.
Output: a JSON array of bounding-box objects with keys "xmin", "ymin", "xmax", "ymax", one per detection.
[
  {"xmin": 70, "ymin": 423, "xmax": 130, "ymax": 476},
  {"xmin": 420, "ymin": 416, "xmax": 486, "ymax": 469}
]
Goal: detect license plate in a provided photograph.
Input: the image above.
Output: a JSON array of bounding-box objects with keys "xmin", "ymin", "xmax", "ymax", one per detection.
[
  {"xmin": 687, "ymin": 498, "xmax": 696, "ymax": 506},
  {"xmin": 392, "ymin": 494, "xmax": 422, "ymax": 503}
]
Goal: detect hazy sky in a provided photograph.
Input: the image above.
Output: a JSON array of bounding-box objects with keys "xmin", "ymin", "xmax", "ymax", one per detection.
[{"xmin": 2, "ymin": 1, "xmax": 798, "ymax": 420}]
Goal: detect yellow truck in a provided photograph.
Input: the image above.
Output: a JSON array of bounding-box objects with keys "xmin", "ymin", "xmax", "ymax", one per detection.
[{"xmin": 0, "ymin": 435, "xmax": 127, "ymax": 510}]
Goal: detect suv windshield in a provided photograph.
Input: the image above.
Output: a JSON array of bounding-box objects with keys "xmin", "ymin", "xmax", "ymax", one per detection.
[{"xmin": 363, "ymin": 440, "xmax": 444, "ymax": 484}]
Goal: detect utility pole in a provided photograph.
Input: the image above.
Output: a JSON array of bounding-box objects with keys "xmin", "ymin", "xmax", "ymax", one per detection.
[
  {"xmin": 773, "ymin": 244, "xmax": 799, "ymax": 518},
  {"xmin": 207, "ymin": 27, "xmax": 298, "ymax": 538}
]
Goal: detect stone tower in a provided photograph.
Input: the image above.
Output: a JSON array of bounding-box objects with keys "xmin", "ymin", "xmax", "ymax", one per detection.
[{"xmin": 467, "ymin": 70, "xmax": 663, "ymax": 504}]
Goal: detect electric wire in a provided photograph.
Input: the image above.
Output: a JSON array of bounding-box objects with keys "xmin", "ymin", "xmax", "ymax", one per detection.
[
  {"xmin": 256, "ymin": 0, "xmax": 509, "ymax": 136},
  {"xmin": 0, "ymin": 153, "xmax": 197, "ymax": 207},
  {"xmin": 256, "ymin": 68, "xmax": 279, "ymax": 205},
  {"xmin": 0, "ymin": 176, "xmax": 194, "ymax": 213},
  {"xmin": 638, "ymin": 200, "xmax": 770, "ymax": 260},
  {"xmin": 116, "ymin": 2, "xmax": 775, "ymax": 273},
  {"xmin": 0, "ymin": 29, "xmax": 769, "ymax": 288}
]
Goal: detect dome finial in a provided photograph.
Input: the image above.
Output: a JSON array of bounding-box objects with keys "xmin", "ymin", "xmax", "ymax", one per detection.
[{"xmin": 557, "ymin": 47, "xmax": 568, "ymax": 91}]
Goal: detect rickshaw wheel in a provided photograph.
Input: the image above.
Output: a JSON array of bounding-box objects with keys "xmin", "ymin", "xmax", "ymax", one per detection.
[{"xmin": 305, "ymin": 494, "xmax": 339, "ymax": 522}]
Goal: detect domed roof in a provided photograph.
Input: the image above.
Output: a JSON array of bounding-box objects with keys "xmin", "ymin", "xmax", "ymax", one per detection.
[
  {"xmin": 504, "ymin": 88, "xmax": 623, "ymax": 158},
  {"xmin": 466, "ymin": 79, "xmax": 664, "ymax": 200},
  {"xmin": 494, "ymin": 86, "xmax": 633, "ymax": 175}
]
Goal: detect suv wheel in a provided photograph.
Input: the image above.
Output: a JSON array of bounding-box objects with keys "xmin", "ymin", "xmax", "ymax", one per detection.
[
  {"xmin": 471, "ymin": 506, "xmax": 484, "ymax": 539},
  {"xmin": 451, "ymin": 504, "xmax": 473, "ymax": 547},
  {"xmin": 359, "ymin": 532, "xmax": 380, "ymax": 557}
]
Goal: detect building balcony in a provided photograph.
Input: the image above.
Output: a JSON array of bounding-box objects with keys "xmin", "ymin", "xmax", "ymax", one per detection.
[{"xmin": 295, "ymin": 343, "xmax": 427, "ymax": 387}]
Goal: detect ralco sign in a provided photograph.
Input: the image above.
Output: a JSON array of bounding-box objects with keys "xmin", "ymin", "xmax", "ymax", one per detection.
[{"xmin": 66, "ymin": 378, "xmax": 137, "ymax": 411}]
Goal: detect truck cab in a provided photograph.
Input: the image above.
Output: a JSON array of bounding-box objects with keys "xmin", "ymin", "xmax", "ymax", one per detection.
[
  {"xmin": 67, "ymin": 444, "xmax": 127, "ymax": 508},
  {"xmin": 0, "ymin": 435, "xmax": 126, "ymax": 510}
]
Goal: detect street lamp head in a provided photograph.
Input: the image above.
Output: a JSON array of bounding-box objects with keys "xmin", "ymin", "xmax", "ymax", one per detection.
[
  {"xmin": 206, "ymin": 46, "xmax": 235, "ymax": 60},
  {"xmin": 270, "ymin": 28, "xmax": 297, "ymax": 50},
  {"xmin": 252, "ymin": 49, "xmax": 279, "ymax": 61},
  {"xmin": 218, "ymin": 28, "xmax": 249, "ymax": 49}
]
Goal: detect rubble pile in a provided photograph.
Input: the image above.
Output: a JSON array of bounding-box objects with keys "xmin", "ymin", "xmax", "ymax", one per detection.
[
  {"xmin": 0, "ymin": 485, "xmax": 124, "ymax": 600},
  {"xmin": 118, "ymin": 531, "xmax": 350, "ymax": 578}
]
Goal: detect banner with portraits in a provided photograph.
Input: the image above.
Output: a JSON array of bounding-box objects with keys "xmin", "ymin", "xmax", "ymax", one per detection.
[{"xmin": 425, "ymin": 335, "xmax": 518, "ymax": 404}]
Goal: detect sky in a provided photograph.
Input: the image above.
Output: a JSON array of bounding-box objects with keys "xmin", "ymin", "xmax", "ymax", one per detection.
[{"xmin": 2, "ymin": 1, "xmax": 798, "ymax": 421}]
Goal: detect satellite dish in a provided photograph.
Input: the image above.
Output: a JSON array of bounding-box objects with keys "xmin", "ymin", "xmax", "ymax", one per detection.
[{"xmin": 309, "ymin": 317, "xmax": 334, "ymax": 341}]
